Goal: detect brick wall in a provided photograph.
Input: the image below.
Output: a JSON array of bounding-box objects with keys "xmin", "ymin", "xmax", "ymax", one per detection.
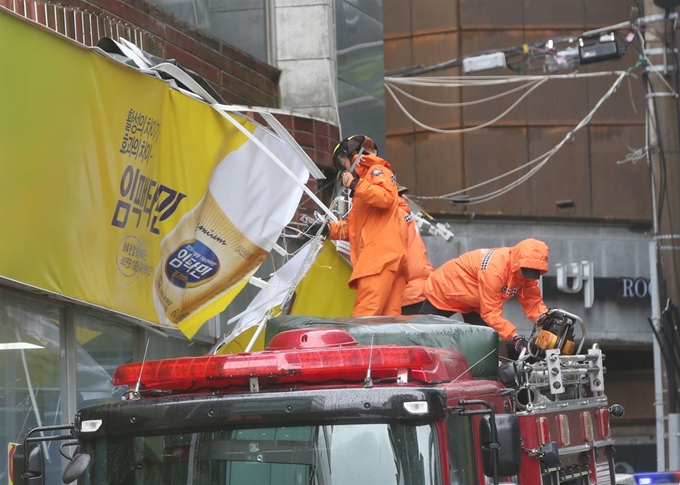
[{"xmin": 3, "ymin": 0, "xmax": 283, "ymax": 106}]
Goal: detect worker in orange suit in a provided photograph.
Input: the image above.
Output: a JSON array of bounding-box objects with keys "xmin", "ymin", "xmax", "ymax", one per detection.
[
  {"xmin": 396, "ymin": 187, "xmax": 435, "ymax": 314},
  {"xmin": 411, "ymin": 238, "xmax": 550, "ymax": 355},
  {"xmin": 304, "ymin": 135, "xmax": 408, "ymax": 316}
]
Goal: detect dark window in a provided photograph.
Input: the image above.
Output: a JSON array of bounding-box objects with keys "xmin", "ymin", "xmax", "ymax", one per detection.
[{"xmin": 445, "ymin": 414, "xmax": 477, "ymax": 485}]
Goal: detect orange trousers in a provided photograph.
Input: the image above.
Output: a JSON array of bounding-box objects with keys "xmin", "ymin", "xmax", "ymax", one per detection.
[{"xmin": 352, "ymin": 270, "xmax": 407, "ymax": 316}]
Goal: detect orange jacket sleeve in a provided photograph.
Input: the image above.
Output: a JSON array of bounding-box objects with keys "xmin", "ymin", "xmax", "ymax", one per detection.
[
  {"xmin": 328, "ymin": 218, "xmax": 350, "ymax": 241},
  {"xmin": 352, "ymin": 165, "xmax": 397, "ymax": 209},
  {"xmin": 517, "ymin": 280, "xmax": 548, "ymax": 322},
  {"xmin": 477, "ymin": 269, "xmax": 518, "ymax": 341}
]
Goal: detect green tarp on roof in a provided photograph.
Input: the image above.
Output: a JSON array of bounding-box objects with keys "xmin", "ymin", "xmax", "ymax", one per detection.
[{"xmin": 265, "ymin": 315, "xmax": 499, "ymax": 380}]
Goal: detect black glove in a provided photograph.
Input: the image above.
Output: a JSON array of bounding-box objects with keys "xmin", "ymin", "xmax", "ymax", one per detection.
[
  {"xmin": 513, "ymin": 335, "xmax": 529, "ymax": 356},
  {"xmin": 536, "ymin": 310, "xmax": 551, "ymax": 327},
  {"xmin": 341, "ymin": 170, "xmax": 359, "ymax": 191},
  {"xmin": 303, "ymin": 221, "xmax": 329, "ymax": 239}
]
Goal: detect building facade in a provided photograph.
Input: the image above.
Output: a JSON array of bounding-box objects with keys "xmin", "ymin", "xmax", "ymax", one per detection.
[{"xmin": 383, "ymin": 0, "xmax": 657, "ymax": 472}]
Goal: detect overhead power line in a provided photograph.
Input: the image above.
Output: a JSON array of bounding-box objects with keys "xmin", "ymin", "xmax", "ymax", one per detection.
[
  {"xmin": 386, "ymin": 13, "xmax": 676, "ymax": 78},
  {"xmin": 409, "ymin": 71, "xmax": 631, "ymax": 205},
  {"xmin": 385, "ymin": 78, "xmax": 547, "ymax": 135},
  {"xmin": 383, "ymin": 14, "xmax": 667, "ymax": 205}
]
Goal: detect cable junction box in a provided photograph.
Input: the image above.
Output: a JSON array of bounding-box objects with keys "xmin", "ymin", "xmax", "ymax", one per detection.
[
  {"xmin": 462, "ymin": 52, "xmax": 506, "ymax": 73},
  {"xmin": 578, "ymin": 34, "xmax": 621, "ymax": 64}
]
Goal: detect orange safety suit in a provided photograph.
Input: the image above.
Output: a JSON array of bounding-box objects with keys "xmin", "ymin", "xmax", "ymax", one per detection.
[
  {"xmin": 398, "ymin": 198, "xmax": 434, "ymax": 307},
  {"xmin": 328, "ymin": 153, "xmax": 408, "ymax": 316},
  {"xmin": 424, "ymin": 238, "xmax": 549, "ymax": 340}
]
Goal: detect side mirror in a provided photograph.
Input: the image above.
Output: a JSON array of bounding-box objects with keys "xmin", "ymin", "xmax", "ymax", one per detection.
[
  {"xmin": 62, "ymin": 453, "xmax": 91, "ymax": 484},
  {"xmin": 12, "ymin": 444, "xmax": 45, "ymax": 485},
  {"xmin": 479, "ymin": 414, "xmax": 521, "ymax": 477}
]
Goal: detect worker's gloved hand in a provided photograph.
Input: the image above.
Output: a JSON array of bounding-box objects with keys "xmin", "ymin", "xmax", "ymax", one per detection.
[
  {"xmin": 341, "ymin": 170, "xmax": 359, "ymax": 191},
  {"xmin": 513, "ymin": 335, "xmax": 529, "ymax": 356},
  {"xmin": 303, "ymin": 220, "xmax": 329, "ymax": 239}
]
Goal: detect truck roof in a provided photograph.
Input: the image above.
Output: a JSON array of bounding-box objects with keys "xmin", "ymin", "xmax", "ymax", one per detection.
[{"xmin": 264, "ymin": 315, "xmax": 499, "ymax": 380}]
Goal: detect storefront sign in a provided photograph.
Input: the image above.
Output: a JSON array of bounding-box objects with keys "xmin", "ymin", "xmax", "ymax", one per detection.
[
  {"xmin": 555, "ymin": 261, "xmax": 595, "ymax": 308},
  {"xmin": 0, "ymin": 12, "xmax": 310, "ymax": 338},
  {"xmin": 542, "ymin": 273, "xmax": 651, "ymax": 303},
  {"xmin": 621, "ymin": 278, "xmax": 651, "ymax": 298}
]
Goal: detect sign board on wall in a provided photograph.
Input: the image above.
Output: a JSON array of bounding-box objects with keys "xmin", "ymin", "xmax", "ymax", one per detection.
[
  {"xmin": 0, "ymin": 11, "xmax": 311, "ymax": 338},
  {"xmin": 543, "ymin": 274, "xmax": 651, "ymax": 304}
]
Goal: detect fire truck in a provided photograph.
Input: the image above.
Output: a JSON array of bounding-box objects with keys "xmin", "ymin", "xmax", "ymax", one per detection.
[{"xmin": 12, "ymin": 309, "xmax": 623, "ymax": 485}]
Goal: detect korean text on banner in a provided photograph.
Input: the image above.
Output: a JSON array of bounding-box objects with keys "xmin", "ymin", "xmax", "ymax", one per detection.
[{"xmin": 0, "ymin": 10, "xmax": 309, "ymax": 338}]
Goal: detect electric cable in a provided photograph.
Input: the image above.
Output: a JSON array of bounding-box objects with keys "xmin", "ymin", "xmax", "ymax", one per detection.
[
  {"xmin": 636, "ymin": 28, "xmax": 679, "ymax": 96},
  {"xmin": 410, "ymin": 71, "xmax": 630, "ymax": 204},
  {"xmin": 668, "ymin": 18, "xmax": 680, "ymax": 308},
  {"xmin": 384, "ymin": 78, "xmax": 538, "ymax": 107},
  {"xmin": 385, "ymin": 70, "xmax": 631, "ymax": 88},
  {"xmin": 645, "ymin": 66, "xmax": 680, "ymax": 411},
  {"xmin": 616, "ymin": 146, "xmax": 647, "ymax": 164},
  {"xmin": 641, "ymin": 24, "xmax": 680, "ymax": 301},
  {"xmin": 387, "ymin": 16, "xmax": 663, "ymax": 79},
  {"xmin": 384, "ymin": 78, "xmax": 548, "ymax": 135}
]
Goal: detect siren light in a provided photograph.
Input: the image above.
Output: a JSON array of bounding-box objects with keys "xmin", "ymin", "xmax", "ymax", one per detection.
[{"xmin": 112, "ymin": 329, "xmax": 453, "ymax": 392}]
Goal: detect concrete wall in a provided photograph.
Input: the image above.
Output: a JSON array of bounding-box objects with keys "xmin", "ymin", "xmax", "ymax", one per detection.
[
  {"xmin": 422, "ymin": 217, "xmax": 653, "ymax": 345},
  {"xmin": 276, "ymin": 0, "xmax": 338, "ymax": 123}
]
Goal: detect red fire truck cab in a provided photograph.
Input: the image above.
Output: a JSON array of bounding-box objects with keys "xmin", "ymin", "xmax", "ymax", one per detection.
[{"xmin": 12, "ymin": 312, "xmax": 622, "ymax": 485}]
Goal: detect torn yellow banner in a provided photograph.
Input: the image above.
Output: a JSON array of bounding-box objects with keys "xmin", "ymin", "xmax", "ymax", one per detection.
[
  {"xmin": 290, "ymin": 240, "xmax": 356, "ymax": 317},
  {"xmin": 0, "ymin": 10, "xmax": 312, "ymax": 339}
]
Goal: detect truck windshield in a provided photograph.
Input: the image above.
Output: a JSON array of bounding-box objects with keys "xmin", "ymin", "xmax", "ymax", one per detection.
[{"xmin": 81, "ymin": 422, "xmax": 440, "ymax": 485}]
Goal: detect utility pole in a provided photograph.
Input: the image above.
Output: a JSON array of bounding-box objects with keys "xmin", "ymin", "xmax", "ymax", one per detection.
[{"xmin": 643, "ymin": 0, "xmax": 680, "ymax": 471}]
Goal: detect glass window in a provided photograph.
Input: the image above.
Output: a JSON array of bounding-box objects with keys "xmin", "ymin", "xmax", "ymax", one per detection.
[
  {"xmin": 0, "ymin": 291, "xmax": 215, "ymax": 485},
  {"xmin": 146, "ymin": 0, "xmax": 268, "ymax": 63},
  {"xmin": 207, "ymin": 0, "xmax": 267, "ymax": 63},
  {"xmin": 75, "ymin": 312, "xmax": 136, "ymax": 407},
  {"xmin": 0, "ymin": 291, "xmax": 63, "ymax": 485},
  {"xmin": 82, "ymin": 423, "xmax": 440, "ymax": 485},
  {"xmin": 145, "ymin": 330, "xmax": 211, "ymax": 360},
  {"xmin": 446, "ymin": 414, "xmax": 477, "ymax": 485},
  {"xmin": 338, "ymin": 79, "xmax": 386, "ymax": 150},
  {"xmin": 74, "ymin": 313, "xmax": 211, "ymax": 406},
  {"xmin": 336, "ymin": 0, "xmax": 386, "ymax": 152}
]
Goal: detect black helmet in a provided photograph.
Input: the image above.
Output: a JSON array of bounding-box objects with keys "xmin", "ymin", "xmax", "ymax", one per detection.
[{"xmin": 332, "ymin": 134, "xmax": 378, "ymax": 171}]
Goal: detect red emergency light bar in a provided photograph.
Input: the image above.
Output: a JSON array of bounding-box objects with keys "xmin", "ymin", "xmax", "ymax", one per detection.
[{"xmin": 112, "ymin": 344, "xmax": 451, "ymax": 392}]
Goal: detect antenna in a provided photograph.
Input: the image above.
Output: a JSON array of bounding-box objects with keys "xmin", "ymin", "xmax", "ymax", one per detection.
[
  {"xmin": 135, "ymin": 338, "xmax": 151, "ymax": 393},
  {"xmin": 123, "ymin": 338, "xmax": 150, "ymax": 401},
  {"xmin": 364, "ymin": 335, "xmax": 374, "ymax": 388},
  {"xmin": 450, "ymin": 349, "xmax": 496, "ymax": 384}
]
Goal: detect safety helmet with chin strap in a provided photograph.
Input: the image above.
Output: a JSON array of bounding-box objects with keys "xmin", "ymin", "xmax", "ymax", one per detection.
[{"xmin": 332, "ymin": 134, "xmax": 379, "ymax": 171}]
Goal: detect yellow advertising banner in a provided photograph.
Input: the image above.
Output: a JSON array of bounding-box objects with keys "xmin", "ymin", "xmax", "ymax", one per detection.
[
  {"xmin": 290, "ymin": 241, "xmax": 356, "ymax": 317},
  {"xmin": 0, "ymin": 11, "xmax": 310, "ymax": 338}
]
